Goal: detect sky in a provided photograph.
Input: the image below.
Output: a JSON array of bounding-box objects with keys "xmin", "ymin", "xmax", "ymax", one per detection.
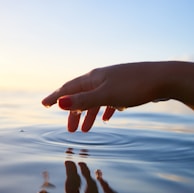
[{"xmin": 1, "ymin": 0, "xmax": 194, "ymax": 91}]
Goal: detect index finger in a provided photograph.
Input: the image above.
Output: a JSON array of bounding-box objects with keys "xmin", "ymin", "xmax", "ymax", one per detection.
[{"xmin": 42, "ymin": 70, "xmax": 102, "ymax": 107}]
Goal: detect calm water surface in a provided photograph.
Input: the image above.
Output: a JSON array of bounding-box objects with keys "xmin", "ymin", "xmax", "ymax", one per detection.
[{"xmin": 0, "ymin": 90, "xmax": 194, "ymax": 193}]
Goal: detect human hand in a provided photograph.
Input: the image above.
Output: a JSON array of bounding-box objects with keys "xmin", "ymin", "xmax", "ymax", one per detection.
[
  {"xmin": 42, "ymin": 62, "xmax": 165, "ymax": 132},
  {"xmin": 42, "ymin": 61, "xmax": 194, "ymax": 132}
]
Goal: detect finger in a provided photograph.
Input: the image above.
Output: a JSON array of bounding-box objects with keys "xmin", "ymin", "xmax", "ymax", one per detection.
[
  {"xmin": 102, "ymin": 106, "xmax": 116, "ymax": 121},
  {"xmin": 67, "ymin": 111, "xmax": 81, "ymax": 132},
  {"xmin": 41, "ymin": 76, "xmax": 87, "ymax": 107},
  {"xmin": 42, "ymin": 71, "xmax": 102, "ymax": 107},
  {"xmin": 42, "ymin": 88, "xmax": 63, "ymax": 107},
  {"xmin": 81, "ymin": 107, "xmax": 100, "ymax": 132}
]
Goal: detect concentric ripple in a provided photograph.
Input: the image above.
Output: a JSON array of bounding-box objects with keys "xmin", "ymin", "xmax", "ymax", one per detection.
[
  {"xmin": 10, "ymin": 125, "xmax": 194, "ymax": 162},
  {"xmin": 42, "ymin": 128, "xmax": 129, "ymax": 146},
  {"xmin": 12, "ymin": 126, "xmax": 137, "ymax": 159},
  {"xmin": 39, "ymin": 126, "xmax": 134, "ymax": 158}
]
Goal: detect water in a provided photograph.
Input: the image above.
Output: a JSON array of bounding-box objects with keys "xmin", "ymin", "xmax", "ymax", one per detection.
[{"xmin": 0, "ymin": 89, "xmax": 194, "ymax": 193}]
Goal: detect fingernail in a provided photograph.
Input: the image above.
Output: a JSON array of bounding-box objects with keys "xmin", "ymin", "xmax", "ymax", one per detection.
[{"xmin": 58, "ymin": 96, "xmax": 73, "ymax": 109}]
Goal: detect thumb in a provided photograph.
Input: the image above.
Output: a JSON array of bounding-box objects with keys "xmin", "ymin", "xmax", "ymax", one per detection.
[{"xmin": 58, "ymin": 88, "xmax": 107, "ymax": 111}]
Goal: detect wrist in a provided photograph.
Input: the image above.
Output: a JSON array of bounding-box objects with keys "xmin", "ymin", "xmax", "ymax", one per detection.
[
  {"xmin": 172, "ymin": 61, "xmax": 194, "ymax": 107},
  {"xmin": 155, "ymin": 61, "xmax": 194, "ymax": 107}
]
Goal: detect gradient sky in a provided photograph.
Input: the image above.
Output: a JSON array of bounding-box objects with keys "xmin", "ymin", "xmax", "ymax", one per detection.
[{"xmin": 1, "ymin": 0, "xmax": 194, "ymax": 90}]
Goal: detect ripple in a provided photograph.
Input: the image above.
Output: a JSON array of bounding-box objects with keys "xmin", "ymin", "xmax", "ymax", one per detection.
[
  {"xmin": 41, "ymin": 127, "xmax": 133, "ymax": 153},
  {"xmin": 16, "ymin": 126, "xmax": 137, "ymax": 160},
  {"xmin": 9, "ymin": 125, "xmax": 194, "ymax": 163}
]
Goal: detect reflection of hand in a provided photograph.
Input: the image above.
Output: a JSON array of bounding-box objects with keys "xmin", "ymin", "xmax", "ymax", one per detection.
[
  {"xmin": 65, "ymin": 161, "xmax": 81, "ymax": 193},
  {"xmin": 42, "ymin": 61, "xmax": 194, "ymax": 132},
  {"xmin": 38, "ymin": 171, "xmax": 56, "ymax": 193},
  {"xmin": 65, "ymin": 161, "xmax": 98, "ymax": 193},
  {"xmin": 95, "ymin": 170, "xmax": 117, "ymax": 193},
  {"xmin": 64, "ymin": 161, "xmax": 117, "ymax": 193},
  {"xmin": 78, "ymin": 162, "xmax": 98, "ymax": 193}
]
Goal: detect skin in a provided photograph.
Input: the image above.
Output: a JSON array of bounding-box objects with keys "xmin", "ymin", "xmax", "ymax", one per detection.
[{"xmin": 42, "ymin": 61, "xmax": 194, "ymax": 132}]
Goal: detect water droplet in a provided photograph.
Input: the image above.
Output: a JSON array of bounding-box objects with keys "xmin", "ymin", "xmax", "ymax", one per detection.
[
  {"xmin": 115, "ymin": 106, "xmax": 127, "ymax": 111},
  {"xmin": 71, "ymin": 110, "xmax": 82, "ymax": 115},
  {"xmin": 103, "ymin": 120, "xmax": 108, "ymax": 124}
]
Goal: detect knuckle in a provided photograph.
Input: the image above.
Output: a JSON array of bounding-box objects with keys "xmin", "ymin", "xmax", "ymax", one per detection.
[
  {"xmin": 89, "ymin": 68, "xmax": 100, "ymax": 76},
  {"xmin": 89, "ymin": 68, "xmax": 105, "ymax": 89}
]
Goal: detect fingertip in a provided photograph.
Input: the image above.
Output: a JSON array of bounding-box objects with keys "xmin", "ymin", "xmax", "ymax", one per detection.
[
  {"xmin": 102, "ymin": 116, "xmax": 111, "ymax": 122},
  {"xmin": 67, "ymin": 128, "xmax": 77, "ymax": 133},
  {"xmin": 81, "ymin": 120, "xmax": 93, "ymax": 132},
  {"xmin": 102, "ymin": 106, "xmax": 116, "ymax": 121},
  {"xmin": 41, "ymin": 98, "xmax": 51, "ymax": 108},
  {"xmin": 81, "ymin": 126, "xmax": 91, "ymax": 133},
  {"xmin": 67, "ymin": 122, "xmax": 78, "ymax": 133}
]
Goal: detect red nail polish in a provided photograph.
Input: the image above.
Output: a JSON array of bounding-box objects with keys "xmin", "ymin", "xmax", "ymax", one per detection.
[{"xmin": 58, "ymin": 96, "xmax": 73, "ymax": 109}]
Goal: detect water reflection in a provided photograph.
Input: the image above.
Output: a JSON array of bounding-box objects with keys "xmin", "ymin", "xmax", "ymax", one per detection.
[
  {"xmin": 65, "ymin": 147, "xmax": 90, "ymax": 157},
  {"xmin": 38, "ymin": 171, "xmax": 56, "ymax": 193},
  {"xmin": 37, "ymin": 146, "xmax": 117, "ymax": 193},
  {"xmin": 65, "ymin": 161, "xmax": 81, "ymax": 193},
  {"xmin": 64, "ymin": 147, "xmax": 116, "ymax": 193},
  {"xmin": 38, "ymin": 161, "xmax": 117, "ymax": 193},
  {"xmin": 79, "ymin": 149, "xmax": 90, "ymax": 157},
  {"xmin": 65, "ymin": 160, "xmax": 117, "ymax": 193},
  {"xmin": 41, "ymin": 171, "xmax": 56, "ymax": 189}
]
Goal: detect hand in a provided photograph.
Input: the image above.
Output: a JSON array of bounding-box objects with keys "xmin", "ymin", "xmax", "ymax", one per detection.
[
  {"xmin": 42, "ymin": 61, "xmax": 194, "ymax": 132},
  {"xmin": 42, "ymin": 62, "xmax": 156, "ymax": 132}
]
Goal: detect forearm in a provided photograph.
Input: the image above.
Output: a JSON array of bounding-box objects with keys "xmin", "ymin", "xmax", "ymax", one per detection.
[
  {"xmin": 170, "ymin": 61, "xmax": 194, "ymax": 109},
  {"xmin": 152, "ymin": 61, "xmax": 194, "ymax": 109}
]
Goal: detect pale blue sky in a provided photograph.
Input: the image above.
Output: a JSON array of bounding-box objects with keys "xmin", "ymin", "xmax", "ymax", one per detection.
[{"xmin": 1, "ymin": 0, "xmax": 194, "ymax": 90}]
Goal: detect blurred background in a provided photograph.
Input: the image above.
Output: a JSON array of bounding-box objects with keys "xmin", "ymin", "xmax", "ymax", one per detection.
[{"xmin": 1, "ymin": 0, "xmax": 194, "ymax": 91}]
